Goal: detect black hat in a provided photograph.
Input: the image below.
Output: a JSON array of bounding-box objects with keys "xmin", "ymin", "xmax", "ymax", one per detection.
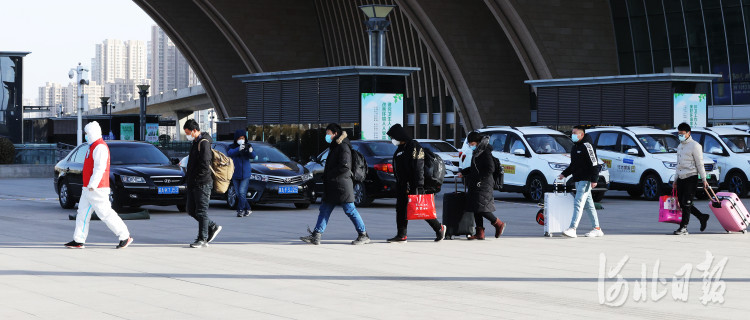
[{"xmin": 386, "ymin": 124, "xmax": 411, "ymax": 142}]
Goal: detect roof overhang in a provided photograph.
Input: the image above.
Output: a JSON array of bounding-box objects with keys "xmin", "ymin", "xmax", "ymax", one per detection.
[
  {"xmin": 233, "ymin": 66, "xmax": 420, "ymax": 83},
  {"xmin": 0, "ymin": 51, "xmax": 31, "ymax": 57},
  {"xmin": 525, "ymin": 73, "xmax": 721, "ymax": 88}
]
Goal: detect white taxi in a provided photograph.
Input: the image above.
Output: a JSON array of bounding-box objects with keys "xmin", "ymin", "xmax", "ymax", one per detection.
[
  {"xmin": 668, "ymin": 127, "xmax": 750, "ymax": 197},
  {"xmin": 461, "ymin": 126, "xmax": 610, "ymax": 203},
  {"xmin": 416, "ymin": 139, "xmax": 460, "ymax": 179},
  {"xmin": 587, "ymin": 126, "xmax": 720, "ymax": 201}
]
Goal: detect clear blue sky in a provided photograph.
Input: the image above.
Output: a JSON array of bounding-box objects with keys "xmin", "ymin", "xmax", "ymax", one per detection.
[{"xmin": 1, "ymin": 0, "xmax": 155, "ymax": 103}]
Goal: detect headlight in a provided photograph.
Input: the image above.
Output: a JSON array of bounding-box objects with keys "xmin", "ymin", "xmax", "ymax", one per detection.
[
  {"xmin": 548, "ymin": 162, "xmax": 569, "ymax": 171},
  {"xmin": 599, "ymin": 164, "xmax": 608, "ymax": 171},
  {"xmin": 250, "ymin": 173, "xmax": 268, "ymax": 182},
  {"xmin": 121, "ymin": 175, "xmax": 146, "ymax": 183},
  {"xmin": 663, "ymin": 161, "xmax": 677, "ymax": 169},
  {"xmin": 302, "ymin": 173, "xmax": 313, "ymax": 181},
  {"xmin": 443, "ymin": 160, "xmax": 453, "ymax": 166}
]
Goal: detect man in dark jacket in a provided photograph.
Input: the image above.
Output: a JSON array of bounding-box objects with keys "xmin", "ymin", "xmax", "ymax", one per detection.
[
  {"xmin": 300, "ymin": 123, "xmax": 369, "ymax": 245},
  {"xmin": 227, "ymin": 129, "xmax": 256, "ymax": 217},
  {"xmin": 386, "ymin": 124, "xmax": 446, "ymax": 243},
  {"xmin": 457, "ymin": 132, "xmax": 506, "ymax": 240},
  {"xmin": 558, "ymin": 125, "xmax": 603, "ymax": 238},
  {"xmin": 184, "ymin": 119, "xmax": 222, "ymax": 248}
]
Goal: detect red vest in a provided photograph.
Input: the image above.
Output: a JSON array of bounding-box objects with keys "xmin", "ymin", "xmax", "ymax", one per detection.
[{"xmin": 83, "ymin": 138, "xmax": 110, "ymax": 188}]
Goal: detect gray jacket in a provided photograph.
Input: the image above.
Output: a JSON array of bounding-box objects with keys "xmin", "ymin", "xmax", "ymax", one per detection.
[{"xmin": 676, "ymin": 136, "xmax": 706, "ymax": 181}]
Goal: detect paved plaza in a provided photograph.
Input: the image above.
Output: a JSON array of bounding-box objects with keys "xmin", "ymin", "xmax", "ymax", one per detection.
[{"xmin": 0, "ymin": 178, "xmax": 749, "ymax": 319}]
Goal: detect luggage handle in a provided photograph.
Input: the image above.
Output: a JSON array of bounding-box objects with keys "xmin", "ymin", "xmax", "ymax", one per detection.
[
  {"xmin": 704, "ymin": 185, "xmax": 720, "ymax": 203},
  {"xmin": 553, "ymin": 179, "xmax": 566, "ymax": 194},
  {"xmin": 455, "ymin": 176, "xmax": 466, "ymax": 194}
]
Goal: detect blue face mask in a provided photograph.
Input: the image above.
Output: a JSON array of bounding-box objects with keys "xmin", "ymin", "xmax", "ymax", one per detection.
[
  {"xmin": 469, "ymin": 145, "xmax": 477, "ymax": 151},
  {"xmin": 85, "ymin": 134, "xmax": 91, "ymax": 143},
  {"xmin": 678, "ymin": 134, "xmax": 686, "ymax": 142},
  {"xmin": 325, "ymin": 134, "xmax": 333, "ymax": 144},
  {"xmin": 571, "ymin": 134, "xmax": 580, "ymax": 142}
]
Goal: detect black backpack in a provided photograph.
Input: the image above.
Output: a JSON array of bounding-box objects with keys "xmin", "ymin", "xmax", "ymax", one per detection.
[
  {"xmin": 492, "ymin": 156, "xmax": 504, "ymax": 190},
  {"xmin": 422, "ymin": 147, "xmax": 446, "ymax": 193},
  {"xmin": 351, "ymin": 148, "xmax": 367, "ymax": 182}
]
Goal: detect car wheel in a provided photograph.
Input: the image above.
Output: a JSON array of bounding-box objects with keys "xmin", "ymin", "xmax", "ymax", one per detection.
[
  {"xmin": 641, "ymin": 174, "xmax": 662, "ymax": 201},
  {"xmin": 225, "ymin": 185, "xmax": 238, "ymax": 209},
  {"xmin": 728, "ymin": 172, "xmax": 749, "ymax": 197},
  {"xmin": 109, "ymin": 188, "xmax": 124, "ymax": 211},
  {"xmin": 592, "ymin": 191, "xmax": 605, "ymax": 203},
  {"xmin": 626, "ymin": 187, "xmax": 643, "ymax": 199},
  {"xmin": 524, "ymin": 174, "xmax": 546, "ymax": 203},
  {"xmin": 354, "ymin": 182, "xmax": 373, "ymax": 207},
  {"xmin": 58, "ymin": 181, "xmax": 76, "ymax": 209},
  {"xmin": 176, "ymin": 204, "xmax": 186, "ymax": 212},
  {"xmin": 294, "ymin": 203, "xmax": 311, "ymax": 209}
]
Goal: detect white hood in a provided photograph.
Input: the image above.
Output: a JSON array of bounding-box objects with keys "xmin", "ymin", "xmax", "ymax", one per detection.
[
  {"xmin": 649, "ymin": 152, "xmax": 715, "ymax": 164},
  {"xmin": 84, "ymin": 121, "xmax": 102, "ymax": 142},
  {"xmin": 537, "ymin": 153, "xmax": 572, "ymax": 164}
]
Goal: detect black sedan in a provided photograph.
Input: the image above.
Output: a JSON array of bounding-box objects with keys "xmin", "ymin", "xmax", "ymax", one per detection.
[
  {"xmin": 181, "ymin": 141, "xmax": 315, "ymax": 209},
  {"xmin": 54, "ymin": 141, "xmax": 187, "ymax": 212},
  {"xmin": 305, "ymin": 140, "xmax": 397, "ymax": 207}
]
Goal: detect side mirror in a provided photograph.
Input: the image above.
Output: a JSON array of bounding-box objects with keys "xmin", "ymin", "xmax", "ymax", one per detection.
[
  {"xmin": 170, "ymin": 157, "xmax": 180, "ymax": 165},
  {"xmin": 709, "ymin": 147, "xmax": 723, "ymax": 155},
  {"xmin": 626, "ymin": 148, "xmax": 639, "ymax": 156},
  {"xmin": 513, "ymin": 149, "xmax": 525, "ymax": 156}
]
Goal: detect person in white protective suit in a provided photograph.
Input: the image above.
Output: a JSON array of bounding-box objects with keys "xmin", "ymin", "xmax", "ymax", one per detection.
[{"xmin": 64, "ymin": 121, "xmax": 133, "ymax": 249}]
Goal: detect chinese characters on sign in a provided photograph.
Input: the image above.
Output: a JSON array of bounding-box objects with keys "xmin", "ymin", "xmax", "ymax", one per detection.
[
  {"xmin": 361, "ymin": 93, "xmax": 404, "ymax": 140},
  {"xmin": 673, "ymin": 94, "xmax": 707, "ymax": 128}
]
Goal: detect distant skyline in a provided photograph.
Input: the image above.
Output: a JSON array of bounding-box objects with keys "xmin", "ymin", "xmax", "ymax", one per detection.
[{"xmin": 2, "ymin": 0, "xmax": 156, "ymax": 104}]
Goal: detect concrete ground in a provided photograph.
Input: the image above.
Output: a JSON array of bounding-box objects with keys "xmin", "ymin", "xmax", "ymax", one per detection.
[{"xmin": 0, "ymin": 178, "xmax": 748, "ymax": 319}]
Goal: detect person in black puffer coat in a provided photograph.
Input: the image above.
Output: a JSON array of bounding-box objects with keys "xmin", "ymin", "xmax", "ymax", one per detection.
[
  {"xmin": 458, "ymin": 131, "xmax": 507, "ymax": 240},
  {"xmin": 385, "ymin": 124, "xmax": 446, "ymax": 243},
  {"xmin": 300, "ymin": 124, "xmax": 369, "ymax": 245}
]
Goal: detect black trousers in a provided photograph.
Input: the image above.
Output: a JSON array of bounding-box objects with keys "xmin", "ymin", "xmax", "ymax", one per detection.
[
  {"xmin": 186, "ymin": 183, "xmax": 217, "ymax": 240},
  {"xmin": 396, "ymin": 192, "xmax": 442, "ymax": 237},
  {"xmin": 675, "ymin": 175, "xmax": 705, "ymax": 228},
  {"xmin": 474, "ymin": 212, "xmax": 498, "ymax": 229}
]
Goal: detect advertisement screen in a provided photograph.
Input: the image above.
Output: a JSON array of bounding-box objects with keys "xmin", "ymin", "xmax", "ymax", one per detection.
[
  {"xmin": 146, "ymin": 123, "xmax": 159, "ymax": 145},
  {"xmin": 361, "ymin": 93, "xmax": 404, "ymax": 140},
  {"xmin": 120, "ymin": 123, "xmax": 135, "ymax": 141},
  {"xmin": 673, "ymin": 93, "xmax": 707, "ymax": 128}
]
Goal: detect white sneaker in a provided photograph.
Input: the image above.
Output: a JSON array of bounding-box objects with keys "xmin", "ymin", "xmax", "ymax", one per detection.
[
  {"xmin": 562, "ymin": 228, "xmax": 577, "ymax": 238},
  {"xmin": 584, "ymin": 228, "xmax": 604, "ymax": 237},
  {"xmin": 244, "ymin": 210, "xmax": 252, "ymax": 217}
]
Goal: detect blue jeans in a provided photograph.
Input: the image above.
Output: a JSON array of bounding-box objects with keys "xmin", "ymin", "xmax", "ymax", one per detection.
[
  {"xmin": 232, "ymin": 178, "xmax": 251, "ymax": 213},
  {"xmin": 314, "ymin": 202, "xmax": 366, "ymax": 234},
  {"xmin": 570, "ymin": 181, "xmax": 600, "ymax": 229}
]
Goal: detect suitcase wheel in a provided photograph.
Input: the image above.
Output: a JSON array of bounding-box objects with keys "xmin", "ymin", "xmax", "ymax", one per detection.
[
  {"xmin": 743, "ymin": 230, "xmax": 747, "ymax": 234},
  {"xmin": 544, "ymin": 232, "xmax": 551, "ymax": 237}
]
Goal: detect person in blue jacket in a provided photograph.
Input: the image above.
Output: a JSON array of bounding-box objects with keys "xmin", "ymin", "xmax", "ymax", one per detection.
[{"xmin": 227, "ymin": 129, "xmax": 256, "ymax": 217}]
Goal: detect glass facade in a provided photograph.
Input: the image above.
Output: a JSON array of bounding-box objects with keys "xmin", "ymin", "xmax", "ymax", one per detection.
[
  {"xmin": 611, "ymin": 0, "xmax": 750, "ymax": 106},
  {"xmin": 0, "ymin": 53, "xmax": 27, "ymax": 143}
]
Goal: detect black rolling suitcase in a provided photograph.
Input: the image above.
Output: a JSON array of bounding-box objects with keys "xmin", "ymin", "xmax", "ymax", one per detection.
[{"xmin": 442, "ymin": 178, "xmax": 475, "ymax": 239}]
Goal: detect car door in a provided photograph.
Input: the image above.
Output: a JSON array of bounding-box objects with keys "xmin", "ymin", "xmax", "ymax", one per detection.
[
  {"xmin": 618, "ymin": 133, "xmax": 644, "ymax": 185},
  {"xmin": 503, "ymin": 133, "xmax": 531, "ymax": 187},
  {"xmin": 593, "ymin": 132, "xmax": 621, "ymax": 183},
  {"xmin": 68, "ymin": 145, "xmax": 87, "ymax": 198}
]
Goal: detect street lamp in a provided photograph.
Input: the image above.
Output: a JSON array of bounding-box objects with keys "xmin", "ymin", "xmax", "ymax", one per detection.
[
  {"xmin": 137, "ymin": 84, "xmax": 150, "ymax": 141},
  {"xmin": 69, "ymin": 62, "xmax": 89, "ymax": 145},
  {"xmin": 359, "ymin": 4, "xmax": 396, "ymax": 67}
]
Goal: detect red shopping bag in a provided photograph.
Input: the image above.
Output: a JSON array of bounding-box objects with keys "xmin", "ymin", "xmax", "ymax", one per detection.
[
  {"xmin": 407, "ymin": 194, "xmax": 437, "ymax": 220},
  {"xmin": 658, "ymin": 191, "xmax": 682, "ymax": 224}
]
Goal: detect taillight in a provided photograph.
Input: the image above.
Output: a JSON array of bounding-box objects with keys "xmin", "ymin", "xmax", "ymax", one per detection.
[{"xmin": 374, "ymin": 163, "xmax": 394, "ymax": 173}]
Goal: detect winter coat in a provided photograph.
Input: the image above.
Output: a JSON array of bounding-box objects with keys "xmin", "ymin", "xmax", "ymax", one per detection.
[
  {"xmin": 227, "ymin": 129, "xmax": 256, "ymax": 180},
  {"xmin": 460, "ymin": 136, "xmax": 496, "ymax": 213},
  {"xmin": 186, "ymin": 132, "xmax": 213, "ymax": 187},
  {"xmin": 322, "ymin": 131, "xmax": 355, "ymax": 204},
  {"xmin": 561, "ymin": 133, "xmax": 599, "ymax": 183},
  {"xmin": 676, "ymin": 136, "xmax": 707, "ymax": 181}
]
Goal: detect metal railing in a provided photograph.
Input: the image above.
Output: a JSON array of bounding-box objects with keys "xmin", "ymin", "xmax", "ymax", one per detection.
[
  {"xmin": 13, "ymin": 144, "xmax": 58, "ymax": 164},
  {"xmin": 156, "ymin": 141, "xmax": 193, "ymax": 159}
]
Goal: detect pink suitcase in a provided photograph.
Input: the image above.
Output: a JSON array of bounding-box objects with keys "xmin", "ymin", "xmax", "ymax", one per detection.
[{"xmin": 707, "ymin": 189, "xmax": 750, "ymax": 233}]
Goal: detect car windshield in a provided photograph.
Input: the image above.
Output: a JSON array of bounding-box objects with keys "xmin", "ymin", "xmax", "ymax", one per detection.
[
  {"xmin": 637, "ymin": 134, "xmax": 679, "ymax": 153},
  {"xmin": 109, "ymin": 144, "xmax": 170, "ymax": 165},
  {"xmin": 421, "ymin": 141, "xmax": 457, "ymax": 153},
  {"xmin": 363, "ymin": 142, "xmax": 398, "ymax": 156},
  {"xmin": 251, "ymin": 145, "xmax": 291, "ymax": 163},
  {"xmin": 721, "ymin": 135, "xmax": 750, "ymax": 153},
  {"xmin": 525, "ymin": 134, "xmax": 572, "ymax": 154}
]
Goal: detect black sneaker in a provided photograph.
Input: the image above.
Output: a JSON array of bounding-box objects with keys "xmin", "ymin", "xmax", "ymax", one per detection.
[
  {"xmin": 673, "ymin": 227, "xmax": 688, "ymax": 235},
  {"xmin": 300, "ymin": 228, "xmax": 321, "ymax": 245},
  {"xmin": 699, "ymin": 214, "xmax": 710, "ymax": 232},
  {"xmin": 207, "ymin": 225, "xmax": 222, "ymax": 243},
  {"xmin": 64, "ymin": 240, "xmax": 84, "ymax": 249},
  {"xmin": 116, "ymin": 237, "xmax": 133, "ymax": 249},
  {"xmin": 190, "ymin": 239, "xmax": 208, "ymax": 248},
  {"xmin": 352, "ymin": 232, "xmax": 371, "ymax": 245},
  {"xmin": 434, "ymin": 225, "xmax": 447, "ymax": 242},
  {"xmin": 387, "ymin": 235, "xmax": 407, "ymax": 243}
]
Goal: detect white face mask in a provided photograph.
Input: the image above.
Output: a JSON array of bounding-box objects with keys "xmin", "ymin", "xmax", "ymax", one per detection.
[
  {"xmin": 238, "ymin": 139, "xmax": 245, "ymax": 144},
  {"xmin": 186, "ymin": 132, "xmax": 195, "ymax": 141},
  {"xmin": 392, "ymin": 139, "xmax": 400, "ymax": 146}
]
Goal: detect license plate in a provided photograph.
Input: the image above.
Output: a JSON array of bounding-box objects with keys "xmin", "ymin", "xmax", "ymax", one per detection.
[
  {"xmin": 278, "ymin": 186, "xmax": 298, "ymax": 194},
  {"xmin": 157, "ymin": 186, "xmax": 179, "ymax": 194}
]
